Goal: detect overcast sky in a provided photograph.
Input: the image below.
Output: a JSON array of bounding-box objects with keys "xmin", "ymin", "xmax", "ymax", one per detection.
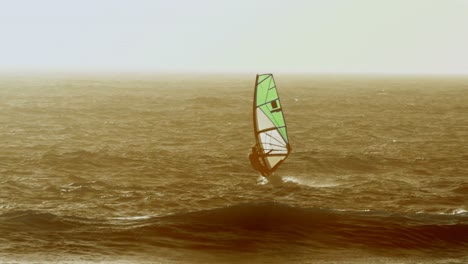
[{"xmin": 1, "ymin": 0, "xmax": 467, "ymax": 74}]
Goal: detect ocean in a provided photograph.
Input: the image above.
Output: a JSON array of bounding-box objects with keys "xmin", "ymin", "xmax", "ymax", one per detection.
[{"xmin": 0, "ymin": 74, "xmax": 467, "ymax": 263}]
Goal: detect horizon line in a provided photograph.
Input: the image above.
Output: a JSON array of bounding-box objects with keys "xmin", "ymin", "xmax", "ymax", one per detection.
[{"xmin": 1, "ymin": 68, "xmax": 468, "ymax": 77}]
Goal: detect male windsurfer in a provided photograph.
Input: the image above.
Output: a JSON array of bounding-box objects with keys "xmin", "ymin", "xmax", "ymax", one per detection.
[{"xmin": 249, "ymin": 145, "xmax": 270, "ymax": 177}]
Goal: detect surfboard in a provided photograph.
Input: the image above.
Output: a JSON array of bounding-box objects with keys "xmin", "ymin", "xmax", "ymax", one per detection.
[{"xmin": 252, "ymin": 74, "xmax": 291, "ymax": 175}]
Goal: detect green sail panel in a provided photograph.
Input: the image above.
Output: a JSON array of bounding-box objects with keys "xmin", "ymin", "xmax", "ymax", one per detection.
[
  {"xmin": 253, "ymin": 74, "xmax": 291, "ymax": 171},
  {"xmin": 255, "ymin": 74, "xmax": 288, "ymax": 142}
]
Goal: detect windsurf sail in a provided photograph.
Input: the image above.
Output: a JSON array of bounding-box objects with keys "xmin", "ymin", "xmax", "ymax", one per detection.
[{"xmin": 252, "ymin": 73, "xmax": 291, "ymax": 174}]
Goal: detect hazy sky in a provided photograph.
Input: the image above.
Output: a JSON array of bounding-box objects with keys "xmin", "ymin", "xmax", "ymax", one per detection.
[{"xmin": 1, "ymin": 0, "xmax": 468, "ymax": 74}]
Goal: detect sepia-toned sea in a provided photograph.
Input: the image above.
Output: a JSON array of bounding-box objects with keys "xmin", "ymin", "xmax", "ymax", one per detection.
[{"xmin": 0, "ymin": 74, "xmax": 467, "ymax": 263}]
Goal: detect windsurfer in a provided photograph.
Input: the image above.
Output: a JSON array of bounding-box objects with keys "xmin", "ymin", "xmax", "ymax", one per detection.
[{"xmin": 249, "ymin": 145, "xmax": 271, "ymax": 177}]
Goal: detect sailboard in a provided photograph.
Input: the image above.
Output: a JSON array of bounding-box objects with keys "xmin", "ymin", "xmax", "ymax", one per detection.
[{"xmin": 252, "ymin": 73, "xmax": 291, "ymax": 175}]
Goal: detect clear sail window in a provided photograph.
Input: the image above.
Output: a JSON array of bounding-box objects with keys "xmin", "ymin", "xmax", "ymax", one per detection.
[{"xmin": 271, "ymin": 100, "xmax": 278, "ymax": 109}]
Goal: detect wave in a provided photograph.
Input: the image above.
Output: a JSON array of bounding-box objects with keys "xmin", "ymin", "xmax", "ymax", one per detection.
[
  {"xmin": 1, "ymin": 203, "xmax": 467, "ymax": 254},
  {"xmin": 294, "ymin": 151, "xmax": 427, "ymax": 175},
  {"xmin": 150, "ymin": 203, "xmax": 468, "ymax": 249},
  {"xmin": 453, "ymin": 184, "xmax": 468, "ymax": 194},
  {"xmin": 295, "ymin": 153, "xmax": 382, "ymax": 173},
  {"xmin": 0, "ymin": 210, "xmax": 83, "ymax": 231},
  {"xmin": 36, "ymin": 149, "xmax": 145, "ymax": 169}
]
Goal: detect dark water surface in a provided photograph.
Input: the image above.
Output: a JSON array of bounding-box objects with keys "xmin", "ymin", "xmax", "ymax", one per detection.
[{"xmin": 0, "ymin": 74, "xmax": 467, "ymax": 263}]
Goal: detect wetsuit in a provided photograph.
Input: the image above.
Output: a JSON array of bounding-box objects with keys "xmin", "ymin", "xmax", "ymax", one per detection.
[{"xmin": 249, "ymin": 145, "xmax": 270, "ymax": 177}]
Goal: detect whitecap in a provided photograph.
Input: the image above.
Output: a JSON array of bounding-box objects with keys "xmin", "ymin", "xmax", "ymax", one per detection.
[
  {"xmin": 111, "ymin": 215, "xmax": 152, "ymax": 221},
  {"xmin": 282, "ymin": 176, "xmax": 340, "ymax": 188},
  {"xmin": 451, "ymin": 208, "xmax": 467, "ymax": 215}
]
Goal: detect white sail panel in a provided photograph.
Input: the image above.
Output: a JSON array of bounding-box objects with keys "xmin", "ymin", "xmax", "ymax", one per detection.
[
  {"xmin": 260, "ymin": 130, "xmax": 288, "ymax": 154},
  {"xmin": 256, "ymin": 108, "xmax": 275, "ymax": 131},
  {"xmin": 265, "ymin": 156, "xmax": 285, "ymax": 170}
]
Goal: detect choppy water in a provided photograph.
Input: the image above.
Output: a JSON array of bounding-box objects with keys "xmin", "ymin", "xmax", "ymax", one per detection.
[{"xmin": 0, "ymin": 74, "xmax": 467, "ymax": 263}]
